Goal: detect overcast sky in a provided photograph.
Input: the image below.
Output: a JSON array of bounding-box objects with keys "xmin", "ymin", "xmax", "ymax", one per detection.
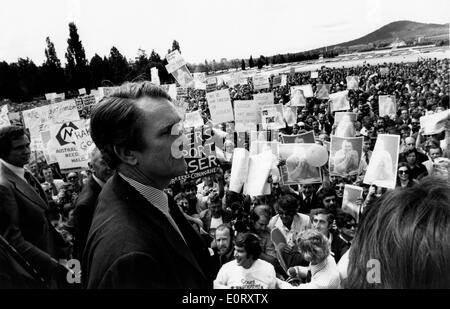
[{"xmin": 1, "ymin": 0, "xmax": 449, "ymax": 65}]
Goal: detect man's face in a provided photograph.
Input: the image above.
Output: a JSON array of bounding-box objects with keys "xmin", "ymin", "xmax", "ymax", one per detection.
[
  {"xmin": 405, "ymin": 138, "xmax": 415, "ymax": 151},
  {"xmin": 401, "ymin": 110, "xmax": 409, "ymax": 120},
  {"xmin": 429, "ymin": 148, "xmax": 442, "ymax": 160},
  {"xmin": 215, "ymin": 229, "xmax": 231, "ymax": 255},
  {"xmin": 92, "ymin": 151, "xmax": 114, "ymax": 182},
  {"xmin": 318, "ymin": 114, "xmax": 325, "ymax": 123},
  {"xmin": 132, "ymin": 98, "xmax": 187, "ymax": 184},
  {"xmin": 322, "ymin": 196, "xmax": 336, "ymax": 209},
  {"xmin": 43, "ymin": 168, "xmax": 54, "ymax": 183},
  {"xmin": 5, "ymin": 134, "xmax": 31, "ymax": 168},
  {"xmin": 234, "ymin": 245, "xmax": 253, "ymax": 268},
  {"xmin": 209, "ymin": 202, "xmax": 222, "ymax": 218},
  {"xmin": 343, "ymin": 142, "xmax": 352, "ymax": 152},
  {"xmin": 335, "ymin": 183, "xmax": 345, "ymax": 198},
  {"xmin": 341, "ymin": 219, "xmax": 356, "ymax": 239},
  {"xmin": 278, "ymin": 207, "xmax": 296, "ymax": 228},
  {"xmin": 302, "ymin": 184, "xmax": 314, "ymax": 197},
  {"xmin": 411, "ymin": 119, "xmax": 420, "ymax": 131},
  {"xmin": 253, "ymin": 216, "xmax": 268, "ymax": 233},
  {"xmin": 184, "ymin": 187, "xmax": 197, "ymax": 200},
  {"xmin": 312, "ymin": 214, "xmax": 331, "ymax": 237},
  {"xmin": 176, "ymin": 198, "xmax": 189, "ymax": 211},
  {"xmin": 363, "ymin": 141, "xmax": 371, "ymax": 152}
]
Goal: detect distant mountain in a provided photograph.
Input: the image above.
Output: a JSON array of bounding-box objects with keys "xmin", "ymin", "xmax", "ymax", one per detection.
[{"xmin": 333, "ymin": 20, "xmax": 449, "ymax": 48}]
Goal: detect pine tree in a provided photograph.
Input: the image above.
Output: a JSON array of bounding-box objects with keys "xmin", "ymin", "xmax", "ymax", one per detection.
[
  {"xmin": 241, "ymin": 59, "xmax": 246, "ymax": 70},
  {"xmin": 65, "ymin": 22, "xmax": 90, "ymax": 90},
  {"xmin": 108, "ymin": 46, "xmax": 129, "ymax": 84},
  {"xmin": 249, "ymin": 55, "xmax": 254, "ymax": 68},
  {"xmin": 42, "ymin": 37, "xmax": 65, "ymax": 93},
  {"xmin": 172, "ymin": 40, "xmax": 181, "ymax": 53}
]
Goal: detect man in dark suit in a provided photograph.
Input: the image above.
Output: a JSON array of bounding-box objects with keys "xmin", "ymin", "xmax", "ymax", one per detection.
[
  {"xmin": 298, "ymin": 184, "xmax": 318, "ymax": 214},
  {"xmin": 0, "ymin": 126, "xmax": 68, "ymax": 287},
  {"xmin": 71, "ymin": 147, "xmax": 113, "ymax": 260},
  {"xmin": 83, "ymin": 81, "xmax": 214, "ymax": 288}
]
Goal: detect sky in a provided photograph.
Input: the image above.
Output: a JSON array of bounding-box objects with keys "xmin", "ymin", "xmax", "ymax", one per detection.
[{"xmin": 1, "ymin": 0, "xmax": 449, "ymax": 65}]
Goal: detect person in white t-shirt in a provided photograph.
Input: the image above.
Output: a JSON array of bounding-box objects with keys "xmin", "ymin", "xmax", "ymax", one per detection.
[{"xmin": 214, "ymin": 233, "xmax": 278, "ymax": 289}]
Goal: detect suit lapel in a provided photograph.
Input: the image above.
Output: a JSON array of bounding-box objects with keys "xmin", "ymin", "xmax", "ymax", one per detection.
[
  {"xmin": 0, "ymin": 164, "xmax": 48, "ymax": 210},
  {"xmin": 112, "ymin": 175, "xmax": 206, "ymax": 280}
]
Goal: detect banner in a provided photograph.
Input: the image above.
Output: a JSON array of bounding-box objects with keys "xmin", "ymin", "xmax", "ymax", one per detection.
[
  {"xmin": 378, "ymin": 95, "xmax": 397, "ymax": 117},
  {"xmin": 330, "ymin": 90, "xmax": 350, "ymax": 112},
  {"xmin": 315, "ymin": 84, "xmax": 330, "ymax": 99},
  {"xmin": 206, "ymin": 89, "xmax": 234, "ymax": 124},
  {"xmin": 151, "ymin": 67, "xmax": 160, "ymax": 85},
  {"xmin": 253, "ymin": 74, "xmax": 270, "ymax": 90},
  {"xmin": 0, "ymin": 105, "xmax": 10, "ymax": 128},
  {"xmin": 234, "ymin": 100, "xmax": 257, "ymax": 133},
  {"xmin": 292, "ymin": 84, "xmax": 313, "ymax": 98},
  {"xmin": 346, "ymin": 76, "xmax": 359, "ymax": 90},
  {"xmin": 184, "ymin": 110, "xmax": 204, "ymax": 128}
]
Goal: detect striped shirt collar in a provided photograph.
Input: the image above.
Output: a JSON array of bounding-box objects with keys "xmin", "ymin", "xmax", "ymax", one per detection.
[{"xmin": 118, "ymin": 172, "xmax": 168, "ymax": 213}]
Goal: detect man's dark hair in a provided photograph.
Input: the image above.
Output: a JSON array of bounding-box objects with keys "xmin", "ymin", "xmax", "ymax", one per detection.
[
  {"xmin": 234, "ymin": 232, "xmax": 261, "ymax": 260},
  {"xmin": 274, "ymin": 194, "xmax": 298, "ymax": 214},
  {"xmin": 317, "ymin": 187, "xmax": 337, "ymax": 203},
  {"xmin": 335, "ymin": 211, "xmax": 355, "ymax": 229},
  {"xmin": 310, "ymin": 208, "xmax": 335, "ymax": 225},
  {"xmin": 90, "ymin": 82, "xmax": 173, "ymax": 168},
  {"xmin": 0, "ymin": 126, "xmax": 28, "ymax": 159}
]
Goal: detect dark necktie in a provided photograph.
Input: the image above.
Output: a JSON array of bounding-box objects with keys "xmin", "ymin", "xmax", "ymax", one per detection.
[{"xmin": 364, "ymin": 152, "xmax": 369, "ymax": 164}]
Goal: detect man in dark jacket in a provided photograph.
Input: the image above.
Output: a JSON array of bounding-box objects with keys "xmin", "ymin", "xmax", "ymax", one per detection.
[{"xmin": 83, "ymin": 82, "xmax": 214, "ymax": 288}]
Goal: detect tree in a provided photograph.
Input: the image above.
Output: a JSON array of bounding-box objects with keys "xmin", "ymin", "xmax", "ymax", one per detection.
[
  {"xmin": 241, "ymin": 59, "xmax": 246, "ymax": 70},
  {"xmin": 172, "ymin": 40, "xmax": 181, "ymax": 53},
  {"xmin": 257, "ymin": 55, "xmax": 265, "ymax": 69},
  {"xmin": 42, "ymin": 37, "xmax": 65, "ymax": 93},
  {"xmin": 90, "ymin": 54, "xmax": 108, "ymax": 89},
  {"xmin": 249, "ymin": 55, "xmax": 254, "ymax": 68},
  {"xmin": 65, "ymin": 22, "xmax": 91, "ymax": 90},
  {"xmin": 108, "ymin": 46, "xmax": 129, "ymax": 84}
]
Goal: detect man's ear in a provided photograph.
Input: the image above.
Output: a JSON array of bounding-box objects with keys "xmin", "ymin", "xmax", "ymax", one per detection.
[{"xmin": 113, "ymin": 145, "xmax": 138, "ymax": 165}]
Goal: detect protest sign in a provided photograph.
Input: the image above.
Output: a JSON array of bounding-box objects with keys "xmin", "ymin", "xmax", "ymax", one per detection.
[
  {"xmin": 281, "ymin": 75, "xmax": 287, "ymax": 86},
  {"xmin": 44, "ymin": 120, "xmax": 90, "ymax": 170},
  {"xmin": 171, "ymin": 65, "xmax": 195, "ymax": 88},
  {"xmin": 22, "ymin": 99, "xmax": 80, "ymax": 139},
  {"xmin": 420, "ymin": 110, "xmax": 449, "ymax": 135},
  {"xmin": 378, "ymin": 95, "xmax": 397, "ymax": 117},
  {"xmin": 98, "ymin": 86, "xmax": 119, "ymax": 98},
  {"xmin": 254, "ymin": 92, "xmax": 274, "ymax": 123},
  {"xmin": 334, "ymin": 112, "xmax": 356, "ymax": 137},
  {"xmin": 243, "ymin": 150, "xmax": 274, "ymax": 196},
  {"xmin": 329, "ymin": 136, "xmax": 363, "ymax": 177},
  {"xmin": 346, "ymin": 76, "xmax": 360, "ymax": 90},
  {"xmin": 194, "ymin": 80, "xmax": 207, "ymax": 90},
  {"xmin": 293, "ymin": 85, "xmax": 314, "ymax": 98},
  {"xmin": 253, "ymin": 74, "xmax": 270, "ymax": 90},
  {"xmin": 160, "ymin": 84, "xmax": 177, "ymax": 100},
  {"xmin": 165, "ymin": 50, "xmax": 187, "ymax": 73},
  {"xmin": 261, "ymin": 105, "xmax": 285, "ymax": 130},
  {"xmin": 272, "ymin": 75, "xmax": 282, "ymax": 88},
  {"xmin": 281, "ymin": 131, "xmax": 315, "ymax": 144},
  {"xmin": 234, "ymin": 100, "xmax": 257, "ymax": 133},
  {"xmin": 278, "ymin": 143, "xmax": 322, "ymax": 185},
  {"xmin": 45, "ymin": 92, "xmax": 58, "ymax": 101},
  {"xmin": 170, "ymin": 124, "xmax": 219, "ymax": 183},
  {"xmin": 334, "ymin": 112, "xmax": 357, "ymax": 126},
  {"xmin": 193, "ymin": 72, "xmax": 206, "ymax": 83},
  {"xmin": 282, "ymin": 105, "xmax": 297, "ymax": 126},
  {"xmin": 342, "ymin": 184, "xmax": 363, "ymax": 219},
  {"xmin": 184, "ymin": 110, "xmax": 204, "ymax": 128},
  {"xmin": 0, "ymin": 105, "xmax": 10, "ymax": 128},
  {"xmin": 315, "ymin": 84, "xmax": 330, "ymax": 99},
  {"xmin": 7, "ymin": 111, "xmax": 23, "ymax": 126},
  {"xmin": 72, "ymin": 123, "xmax": 95, "ymax": 157},
  {"xmin": 151, "ymin": 67, "xmax": 160, "ymax": 85},
  {"xmin": 290, "ymin": 87, "xmax": 306, "ymax": 106},
  {"xmin": 81, "ymin": 94, "xmax": 96, "ymax": 107},
  {"xmin": 78, "ymin": 88, "xmax": 86, "ymax": 95},
  {"xmin": 206, "ymin": 89, "xmax": 234, "ymax": 124},
  {"xmin": 330, "ymin": 90, "xmax": 350, "ymax": 112},
  {"xmin": 229, "ymin": 148, "xmax": 250, "ymax": 193},
  {"xmin": 311, "ymin": 71, "xmax": 319, "ymax": 79},
  {"xmin": 206, "ymin": 77, "xmax": 218, "ymax": 93},
  {"xmin": 176, "ymin": 87, "xmax": 188, "ymax": 97},
  {"xmin": 74, "ymin": 97, "xmax": 84, "ymax": 111},
  {"xmin": 364, "ymin": 134, "xmax": 400, "ymax": 189}
]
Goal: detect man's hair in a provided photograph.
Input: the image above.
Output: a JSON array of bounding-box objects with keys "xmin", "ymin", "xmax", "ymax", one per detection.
[
  {"xmin": 296, "ymin": 229, "xmax": 330, "ymax": 263},
  {"xmin": 90, "ymin": 82, "xmax": 172, "ymax": 168},
  {"xmin": 345, "ymin": 177, "xmax": 450, "ymax": 288},
  {"xmin": 0, "ymin": 126, "xmax": 28, "ymax": 159},
  {"xmin": 428, "ymin": 145, "xmax": 443, "ymax": 154},
  {"xmin": 215, "ymin": 224, "xmax": 233, "ymax": 242},
  {"xmin": 335, "ymin": 211, "xmax": 355, "ymax": 229},
  {"xmin": 310, "ymin": 208, "xmax": 334, "ymax": 226},
  {"xmin": 274, "ymin": 194, "xmax": 298, "ymax": 213},
  {"xmin": 234, "ymin": 232, "xmax": 261, "ymax": 260},
  {"xmin": 317, "ymin": 187, "xmax": 337, "ymax": 203}
]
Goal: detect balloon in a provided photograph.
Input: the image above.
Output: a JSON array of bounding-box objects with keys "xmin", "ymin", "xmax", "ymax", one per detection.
[{"xmin": 305, "ymin": 144, "xmax": 328, "ymax": 167}]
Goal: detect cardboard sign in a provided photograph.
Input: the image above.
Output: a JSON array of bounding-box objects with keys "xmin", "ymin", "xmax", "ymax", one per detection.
[
  {"xmin": 281, "ymin": 131, "xmax": 315, "ymax": 144},
  {"xmin": 206, "ymin": 77, "xmax": 218, "ymax": 93},
  {"xmin": 0, "ymin": 105, "xmax": 10, "ymax": 128},
  {"xmin": 315, "ymin": 84, "xmax": 330, "ymax": 99},
  {"xmin": 292, "ymin": 84, "xmax": 313, "ymax": 98},
  {"xmin": 160, "ymin": 84, "xmax": 177, "ymax": 100},
  {"xmin": 272, "ymin": 75, "xmax": 282, "ymax": 88},
  {"xmin": 165, "ymin": 50, "xmax": 186, "ymax": 73},
  {"xmin": 234, "ymin": 100, "xmax": 257, "ymax": 133},
  {"xmin": 151, "ymin": 67, "xmax": 160, "ymax": 85},
  {"xmin": 329, "ymin": 136, "xmax": 363, "ymax": 177},
  {"xmin": 290, "ymin": 87, "xmax": 306, "ymax": 106},
  {"xmin": 346, "ymin": 76, "xmax": 359, "ymax": 90},
  {"xmin": 206, "ymin": 89, "xmax": 234, "ymax": 124},
  {"xmin": 378, "ymin": 95, "xmax": 397, "ymax": 117},
  {"xmin": 253, "ymin": 74, "xmax": 270, "ymax": 90},
  {"xmin": 420, "ymin": 110, "xmax": 449, "ymax": 135},
  {"xmin": 330, "ymin": 90, "xmax": 350, "ymax": 112},
  {"xmin": 171, "ymin": 65, "xmax": 194, "ymax": 88},
  {"xmin": 78, "ymin": 88, "xmax": 86, "ymax": 95},
  {"xmin": 261, "ymin": 105, "xmax": 285, "ymax": 130},
  {"xmin": 184, "ymin": 110, "xmax": 204, "ymax": 128}
]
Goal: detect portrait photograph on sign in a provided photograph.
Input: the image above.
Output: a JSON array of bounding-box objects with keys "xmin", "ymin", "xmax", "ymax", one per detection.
[
  {"xmin": 281, "ymin": 130, "xmax": 315, "ymax": 144},
  {"xmin": 278, "ymin": 143, "xmax": 322, "ymax": 185},
  {"xmin": 329, "ymin": 136, "xmax": 363, "ymax": 177}
]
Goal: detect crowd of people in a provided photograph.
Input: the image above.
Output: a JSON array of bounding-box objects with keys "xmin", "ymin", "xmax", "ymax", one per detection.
[{"xmin": 0, "ymin": 57, "xmax": 449, "ymax": 289}]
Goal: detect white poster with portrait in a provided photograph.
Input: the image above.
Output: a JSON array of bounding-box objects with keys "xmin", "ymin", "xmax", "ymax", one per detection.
[
  {"xmin": 0, "ymin": 105, "xmax": 10, "ymax": 128},
  {"xmin": 329, "ymin": 136, "xmax": 363, "ymax": 177},
  {"xmin": 346, "ymin": 76, "xmax": 359, "ymax": 90},
  {"xmin": 278, "ymin": 143, "xmax": 322, "ymax": 185},
  {"xmin": 292, "ymin": 85, "xmax": 313, "ymax": 98},
  {"xmin": 330, "ymin": 90, "xmax": 350, "ymax": 112},
  {"xmin": 363, "ymin": 134, "xmax": 400, "ymax": 189},
  {"xmin": 378, "ymin": 95, "xmax": 397, "ymax": 117}
]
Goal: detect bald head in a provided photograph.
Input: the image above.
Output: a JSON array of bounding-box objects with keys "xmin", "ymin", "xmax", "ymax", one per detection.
[{"xmin": 405, "ymin": 137, "xmax": 415, "ymax": 151}]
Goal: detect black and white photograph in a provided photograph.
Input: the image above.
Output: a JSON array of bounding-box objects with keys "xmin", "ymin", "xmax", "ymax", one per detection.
[
  {"xmin": 329, "ymin": 136, "xmax": 363, "ymax": 177},
  {"xmin": 364, "ymin": 134, "xmax": 400, "ymax": 189},
  {"xmin": 0, "ymin": 0, "xmax": 449, "ymax": 295},
  {"xmin": 278, "ymin": 144, "xmax": 322, "ymax": 185}
]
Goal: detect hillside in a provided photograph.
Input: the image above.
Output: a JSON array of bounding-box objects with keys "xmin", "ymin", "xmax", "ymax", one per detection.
[{"xmin": 337, "ymin": 20, "xmax": 449, "ymax": 47}]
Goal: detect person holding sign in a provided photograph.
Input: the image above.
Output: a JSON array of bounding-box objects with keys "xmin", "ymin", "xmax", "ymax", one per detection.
[{"xmin": 84, "ymin": 81, "xmax": 213, "ymax": 288}]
